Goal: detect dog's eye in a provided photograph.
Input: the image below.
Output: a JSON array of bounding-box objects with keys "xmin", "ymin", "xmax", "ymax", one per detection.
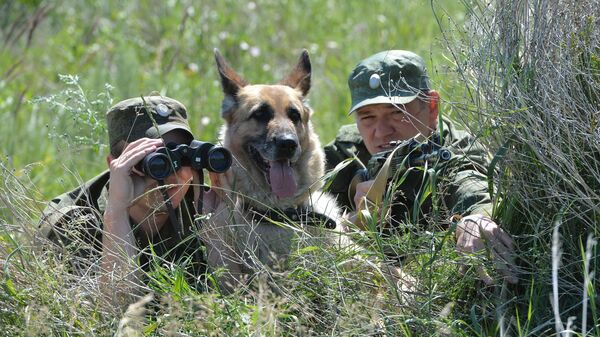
[
  {"xmin": 250, "ymin": 104, "xmax": 274, "ymax": 122},
  {"xmin": 287, "ymin": 107, "xmax": 301, "ymax": 123}
]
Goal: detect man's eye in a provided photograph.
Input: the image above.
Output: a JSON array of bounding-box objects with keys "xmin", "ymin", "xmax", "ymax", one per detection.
[{"xmin": 392, "ymin": 110, "xmax": 410, "ymax": 121}]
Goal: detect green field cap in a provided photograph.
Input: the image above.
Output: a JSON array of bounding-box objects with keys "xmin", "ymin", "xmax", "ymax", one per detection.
[
  {"xmin": 348, "ymin": 50, "xmax": 430, "ymax": 114},
  {"xmin": 106, "ymin": 95, "xmax": 193, "ymax": 155}
]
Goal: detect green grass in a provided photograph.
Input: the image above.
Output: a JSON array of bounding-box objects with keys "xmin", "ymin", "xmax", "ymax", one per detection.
[{"xmin": 1, "ymin": 0, "xmax": 464, "ymax": 199}]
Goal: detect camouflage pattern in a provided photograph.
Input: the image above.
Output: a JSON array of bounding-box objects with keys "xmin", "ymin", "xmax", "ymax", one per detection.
[
  {"xmin": 347, "ymin": 50, "xmax": 431, "ymax": 114},
  {"xmin": 324, "ymin": 119, "xmax": 494, "ymax": 224},
  {"xmin": 107, "ymin": 95, "xmax": 193, "ymax": 156},
  {"xmin": 39, "ymin": 170, "xmax": 206, "ymax": 283}
]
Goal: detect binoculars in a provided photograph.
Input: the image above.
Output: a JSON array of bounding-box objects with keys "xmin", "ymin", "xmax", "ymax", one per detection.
[
  {"xmin": 363, "ymin": 137, "xmax": 452, "ymax": 181},
  {"xmin": 138, "ymin": 140, "xmax": 232, "ymax": 180}
]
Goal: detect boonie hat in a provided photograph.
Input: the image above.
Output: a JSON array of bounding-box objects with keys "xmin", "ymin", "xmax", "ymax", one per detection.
[
  {"xmin": 348, "ymin": 50, "xmax": 430, "ymax": 114},
  {"xmin": 106, "ymin": 95, "xmax": 193, "ymax": 156}
]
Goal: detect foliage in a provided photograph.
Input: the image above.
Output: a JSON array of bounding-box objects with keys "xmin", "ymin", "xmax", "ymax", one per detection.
[
  {"xmin": 444, "ymin": 0, "xmax": 600, "ymax": 334},
  {"xmin": 0, "ymin": 0, "xmax": 462, "ymax": 199}
]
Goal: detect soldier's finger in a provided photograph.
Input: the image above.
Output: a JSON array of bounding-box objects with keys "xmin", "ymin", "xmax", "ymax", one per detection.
[
  {"xmin": 494, "ymin": 228, "xmax": 515, "ymax": 250},
  {"xmin": 120, "ymin": 138, "xmax": 163, "ymax": 157},
  {"xmin": 455, "ymin": 232, "xmax": 468, "ymax": 252},
  {"xmin": 490, "ymin": 237, "xmax": 516, "ymax": 264},
  {"xmin": 476, "ymin": 265, "xmax": 494, "ymax": 285},
  {"xmin": 121, "ymin": 144, "xmax": 158, "ymax": 165},
  {"xmin": 492, "ymin": 256, "xmax": 519, "ymax": 284},
  {"xmin": 490, "ymin": 245, "xmax": 519, "ymax": 284},
  {"xmin": 202, "ymin": 188, "xmax": 219, "ymax": 213}
]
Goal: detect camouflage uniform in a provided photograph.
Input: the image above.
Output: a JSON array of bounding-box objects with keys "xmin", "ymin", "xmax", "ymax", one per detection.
[
  {"xmin": 324, "ymin": 119, "xmax": 494, "ymax": 226},
  {"xmin": 39, "ymin": 171, "xmax": 206, "ymax": 280},
  {"xmin": 38, "ymin": 96, "xmax": 206, "ymax": 286}
]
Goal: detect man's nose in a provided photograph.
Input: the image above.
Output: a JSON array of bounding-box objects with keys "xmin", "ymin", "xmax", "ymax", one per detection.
[{"xmin": 374, "ymin": 119, "xmax": 395, "ymax": 138}]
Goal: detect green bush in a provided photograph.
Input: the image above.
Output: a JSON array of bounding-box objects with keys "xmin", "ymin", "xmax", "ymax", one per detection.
[{"xmin": 445, "ymin": 0, "xmax": 600, "ymax": 334}]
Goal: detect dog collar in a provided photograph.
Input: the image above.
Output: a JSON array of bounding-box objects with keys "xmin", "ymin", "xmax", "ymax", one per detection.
[{"xmin": 248, "ymin": 206, "xmax": 337, "ymax": 229}]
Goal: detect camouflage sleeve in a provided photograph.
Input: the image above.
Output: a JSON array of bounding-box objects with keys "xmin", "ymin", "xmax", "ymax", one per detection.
[
  {"xmin": 324, "ymin": 141, "xmax": 357, "ymax": 210},
  {"xmin": 444, "ymin": 166, "xmax": 493, "ymax": 217},
  {"xmin": 323, "ymin": 124, "xmax": 370, "ymax": 211},
  {"xmin": 441, "ymin": 130, "xmax": 495, "ymax": 218},
  {"xmin": 39, "ymin": 196, "xmax": 104, "ymax": 274}
]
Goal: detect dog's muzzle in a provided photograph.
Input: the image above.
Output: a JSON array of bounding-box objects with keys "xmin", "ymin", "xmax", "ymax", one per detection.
[
  {"xmin": 247, "ymin": 134, "xmax": 300, "ymax": 199},
  {"xmin": 273, "ymin": 135, "xmax": 298, "ymax": 161}
]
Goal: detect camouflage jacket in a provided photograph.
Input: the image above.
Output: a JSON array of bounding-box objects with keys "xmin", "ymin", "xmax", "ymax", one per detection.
[
  {"xmin": 39, "ymin": 170, "xmax": 206, "ymax": 283},
  {"xmin": 324, "ymin": 119, "xmax": 494, "ymax": 227}
]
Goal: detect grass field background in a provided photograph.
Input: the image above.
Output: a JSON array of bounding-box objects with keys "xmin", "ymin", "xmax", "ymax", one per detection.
[{"xmin": 1, "ymin": 0, "xmax": 464, "ymax": 199}]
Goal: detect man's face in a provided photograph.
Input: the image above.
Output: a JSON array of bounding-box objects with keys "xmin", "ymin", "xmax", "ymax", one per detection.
[
  {"xmin": 355, "ymin": 93, "xmax": 439, "ymax": 154},
  {"xmin": 129, "ymin": 130, "xmax": 194, "ymax": 231}
]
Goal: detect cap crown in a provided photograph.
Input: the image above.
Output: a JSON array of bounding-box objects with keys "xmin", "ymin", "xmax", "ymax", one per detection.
[
  {"xmin": 348, "ymin": 50, "xmax": 430, "ymax": 114},
  {"xmin": 106, "ymin": 95, "xmax": 192, "ymax": 155}
]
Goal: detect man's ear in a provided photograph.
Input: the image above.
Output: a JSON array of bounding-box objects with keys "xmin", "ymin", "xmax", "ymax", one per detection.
[
  {"xmin": 427, "ymin": 90, "xmax": 440, "ymax": 127},
  {"xmin": 106, "ymin": 154, "xmax": 114, "ymax": 167}
]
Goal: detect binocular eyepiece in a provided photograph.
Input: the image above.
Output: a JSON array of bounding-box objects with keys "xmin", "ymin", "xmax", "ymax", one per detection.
[{"xmin": 138, "ymin": 140, "xmax": 232, "ymax": 180}]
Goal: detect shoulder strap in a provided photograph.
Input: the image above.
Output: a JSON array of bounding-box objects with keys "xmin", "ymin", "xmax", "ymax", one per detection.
[{"xmin": 249, "ymin": 207, "xmax": 337, "ymax": 229}]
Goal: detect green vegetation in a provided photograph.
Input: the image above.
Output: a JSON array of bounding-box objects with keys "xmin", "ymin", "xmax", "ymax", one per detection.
[
  {"xmin": 1, "ymin": 0, "xmax": 462, "ymax": 198},
  {"xmin": 1, "ymin": 0, "xmax": 598, "ymax": 335}
]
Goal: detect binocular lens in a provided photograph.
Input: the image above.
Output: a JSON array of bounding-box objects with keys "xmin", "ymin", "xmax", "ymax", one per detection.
[
  {"xmin": 206, "ymin": 148, "xmax": 232, "ymax": 173},
  {"xmin": 439, "ymin": 149, "xmax": 452, "ymax": 161},
  {"xmin": 144, "ymin": 154, "xmax": 172, "ymax": 180}
]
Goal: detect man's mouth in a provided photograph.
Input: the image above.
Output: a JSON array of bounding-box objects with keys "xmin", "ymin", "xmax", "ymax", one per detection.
[
  {"xmin": 248, "ymin": 145, "xmax": 298, "ymax": 198},
  {"xmin": 377, "ymin": 143, "xmax": 395, "ymax": 152}
]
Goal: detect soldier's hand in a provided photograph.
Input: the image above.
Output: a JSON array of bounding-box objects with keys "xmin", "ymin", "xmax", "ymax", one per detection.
[
  {"xmin": 455, "ymin": 214, "xmax": 518, "ymax": 285},
  {"xmin": 106, "ymin": 138, "xmax": 163, "ymax": 212},
  {"xmin": 352, "ymin": 179, "xmax": 394, "ymax": 230},
  {"xmin": 203, "ymin": 171, "xmax": 228, "ymax": 213},
  {"xmin": 353, "ymin": 180, "xmax": 375, "ymax": 210}
]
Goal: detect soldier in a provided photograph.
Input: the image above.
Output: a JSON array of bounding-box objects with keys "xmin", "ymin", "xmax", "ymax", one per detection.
[
  {"xmin": 39, "ymin": 95, "xmax": 207, "ymax": 299},
  {"xmin": 324, "ymin": 50, "xmax": 517, "ymax": 284}
]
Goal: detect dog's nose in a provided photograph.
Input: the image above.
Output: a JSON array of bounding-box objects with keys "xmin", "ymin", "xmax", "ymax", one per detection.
[{"xmin": 275, "ymin": 136, "xmax": 298, "ymax": 159}]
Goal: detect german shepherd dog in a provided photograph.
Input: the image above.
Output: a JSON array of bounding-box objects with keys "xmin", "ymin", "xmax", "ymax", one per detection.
[{"xmin": 202, "ymin": 49, "xmax": 346, "ymax": 291}]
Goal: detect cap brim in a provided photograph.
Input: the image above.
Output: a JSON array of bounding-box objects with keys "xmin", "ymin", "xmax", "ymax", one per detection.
[
  {"xmin": 145, "ymin": 123, "xmax": 194, "ymax": 140},
  {"xmin": 348, "ymin": 94, "xmax": 419, "ymax": 115}
]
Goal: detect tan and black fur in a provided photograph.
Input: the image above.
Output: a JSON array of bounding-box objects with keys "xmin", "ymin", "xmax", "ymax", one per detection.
[{"xmin": 202, "ymin": 49, "xmax": 346, "ymax": 291}]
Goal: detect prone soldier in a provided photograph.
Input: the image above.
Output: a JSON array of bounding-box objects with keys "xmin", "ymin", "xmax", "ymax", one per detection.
[
  {"xmin": 39, "ymin": 95, "xmax": 230, "ymax": 303},
  {"xmin": 325, "ymin": 50, "xmax": 518, "ymax": 285}
]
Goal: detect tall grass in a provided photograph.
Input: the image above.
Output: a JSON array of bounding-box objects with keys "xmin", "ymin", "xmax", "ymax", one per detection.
[
  {"xmin": 0, "ymin": 0, "xmax": 463, "ymax": 199},
  {"xmin": 443, "ymin": 0, "xmax": 600, "ymax": 334}
]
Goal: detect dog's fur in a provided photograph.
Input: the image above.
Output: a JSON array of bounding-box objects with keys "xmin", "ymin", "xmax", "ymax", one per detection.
[{"xmin": 202, "ymin": 49, "xmax": 346, "ymax": 291}]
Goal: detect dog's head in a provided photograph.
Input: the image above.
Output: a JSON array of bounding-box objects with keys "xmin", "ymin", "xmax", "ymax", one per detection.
[{"xmin": 214, "ymin": 49, "xmax": 324, "ymax": 206}]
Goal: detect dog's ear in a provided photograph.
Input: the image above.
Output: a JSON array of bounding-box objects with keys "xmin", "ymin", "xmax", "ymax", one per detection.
[
  {"xmin": 214, "ymin": 48, "xmax": 248, "ymax": 119},
  {"xmin": 280, "ymin": 49, "xmax": 311, "ymax": 97}
]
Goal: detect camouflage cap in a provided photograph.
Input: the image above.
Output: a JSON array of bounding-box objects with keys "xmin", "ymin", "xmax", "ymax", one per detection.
[
  {"xmin": 106, "ymin": 95, "xmax": 193, "ymax": 156},
  {"xmin": 348, "ymin": 50, "xmax": 430, "ymax": 114}
]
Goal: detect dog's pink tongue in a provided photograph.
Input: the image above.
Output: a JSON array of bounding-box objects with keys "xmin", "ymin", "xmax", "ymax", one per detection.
[{"xmin": 269, "ymin": 161, "xmax": 297, "ymax": 198}]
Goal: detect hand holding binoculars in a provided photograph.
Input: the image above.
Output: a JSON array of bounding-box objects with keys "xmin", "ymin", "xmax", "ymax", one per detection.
[{"xmin": 137, "ymin": 140, "xmax": 232, "ymax": 180}]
